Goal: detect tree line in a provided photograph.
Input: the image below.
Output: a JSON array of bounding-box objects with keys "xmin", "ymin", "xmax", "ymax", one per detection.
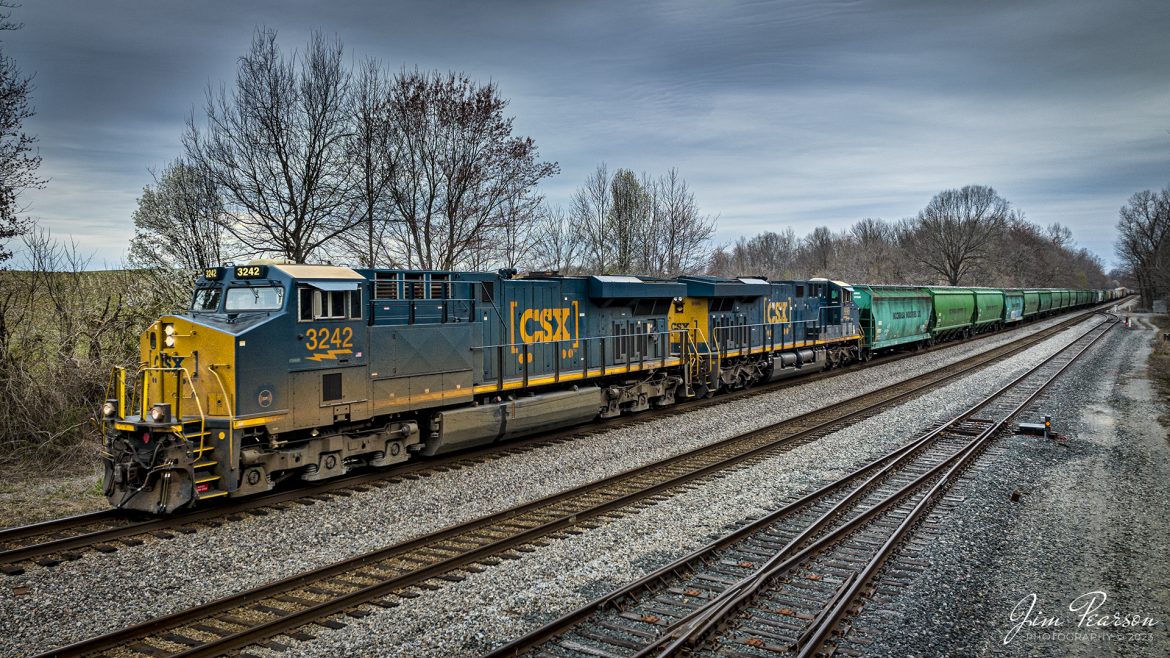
[
  {"xmin": 161, "ymin": 29, "xmax": 559, "ymax": 271},
  {"xmin": 711, "ymin": 185, "xmax": 1112, "ymax": 290},
  {"xmin": 116, "ymin": 29, "xmax": 1116, "ymax": 295},
  {"xmin": 129, "ymin": 29, "xmax": 721, "ymax": 277},
  {"xmin": 1115, "ymin": 186, "xmax": 1170, "ymax": 310}
]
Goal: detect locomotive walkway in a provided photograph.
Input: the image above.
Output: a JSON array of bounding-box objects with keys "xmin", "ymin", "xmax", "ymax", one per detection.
[
  {"xmin": 483, "ymin": 316, "xmax": 1116, "ymax": 658},
  {"xmin": 36, "ymin": 311, "xmax": 1114, "ymax": 658}
]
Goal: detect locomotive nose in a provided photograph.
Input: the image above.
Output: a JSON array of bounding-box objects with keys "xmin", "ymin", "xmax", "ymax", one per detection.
[{"xmin": 102, "ymin": 315, "xmax": 237, "ymax": 513}]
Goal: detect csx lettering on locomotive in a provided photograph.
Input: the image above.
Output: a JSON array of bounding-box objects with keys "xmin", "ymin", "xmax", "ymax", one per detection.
[
  {"xmin": 509, "ymin": 301, "xmax": 580, "ymax": 362},
  {"xmin": 765, "ymin": 301, "xmax": 789, "ymax": 324}
]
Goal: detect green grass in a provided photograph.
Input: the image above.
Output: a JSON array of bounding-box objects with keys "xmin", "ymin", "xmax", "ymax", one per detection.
[{"xmin": 0, "ymin": 469, "xmax": 108, "ymax": 528}]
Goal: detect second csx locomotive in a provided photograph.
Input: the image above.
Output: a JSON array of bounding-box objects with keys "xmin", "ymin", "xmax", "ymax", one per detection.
[{"xmin": 101, "ymin": 262, "xmax": 1111, "ymax": 513}]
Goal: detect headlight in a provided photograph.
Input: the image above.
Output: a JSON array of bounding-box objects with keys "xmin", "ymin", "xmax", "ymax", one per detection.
[
  {"xmin": 149, "ymin": 403, "xmax": 171, "ymax": 423},
  {"xmin": 101, "ymin": 400, "xmax": 117, "ymax": 418},
  {"xmin": 164, "ymin": 335, "xmax": 176, "ymax": 347},
  {"xmin": 164, "ymin": 324, "xmax": 175, "ymax": 336}
]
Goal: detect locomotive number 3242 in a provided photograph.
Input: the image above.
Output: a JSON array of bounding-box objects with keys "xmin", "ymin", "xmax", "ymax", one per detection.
[{"xmin": 304, "ymin": 326, "xmax": 353, "ymax": 351}]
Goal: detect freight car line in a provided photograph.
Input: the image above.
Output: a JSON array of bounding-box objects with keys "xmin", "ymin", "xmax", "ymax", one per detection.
[
  {"xmin": 0, "ymin": 304, "xmax": 1109, "ymax": 573},
  {"xmin": 39, "ymin": 313, "xmax": 1111, "ymax": 658},
  {"xmin": 483, "ymin": 315, "xmax": 1116, "ymax": 658}
]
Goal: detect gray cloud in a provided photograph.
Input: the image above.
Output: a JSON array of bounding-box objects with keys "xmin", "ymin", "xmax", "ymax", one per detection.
[{"xmin": 6, "ymin": 0, "xmax": 1169, "ymax": 269}]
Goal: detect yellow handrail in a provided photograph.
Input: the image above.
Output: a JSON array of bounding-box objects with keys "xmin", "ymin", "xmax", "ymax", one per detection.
[
  {"xmin": 207, "ymin": 365, "xmax": 235, "ymax": 471},
  {"xmin": 132, "ymin": 366, "xmax": 209, "ymax": 456}
]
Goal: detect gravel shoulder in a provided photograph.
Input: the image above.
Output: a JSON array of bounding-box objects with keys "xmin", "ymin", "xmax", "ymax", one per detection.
[
  {"xmin": 0, "ymin": 314, "xmax": 1099, "ymax": 655},
  {"xmin": 846, "ymin": 316, "xmax": 1170, "ymax": 657}
]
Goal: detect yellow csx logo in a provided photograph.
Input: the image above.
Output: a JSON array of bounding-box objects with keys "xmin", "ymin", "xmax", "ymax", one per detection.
[
  {"xmin": 765, "ymin": 301, "xmax": 789, "ymax": 324},
  {"xmin": 510, "ymin": 301, "xmax": 580, "ymax": 363}
]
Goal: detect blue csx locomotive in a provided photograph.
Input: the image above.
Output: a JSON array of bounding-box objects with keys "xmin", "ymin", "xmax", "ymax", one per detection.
[{"xmin": 101, "ymin": 263, "xmax": 864, "ymax": 512}]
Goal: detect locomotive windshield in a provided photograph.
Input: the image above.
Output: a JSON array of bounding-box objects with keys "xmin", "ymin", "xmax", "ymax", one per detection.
[
  {"xmin": 224, "ymin": 285, "xmax": 285, "ymax": 312},
  {"xmin": 191, "ymin": 286, "xmax": 222, "ymax": 312}
]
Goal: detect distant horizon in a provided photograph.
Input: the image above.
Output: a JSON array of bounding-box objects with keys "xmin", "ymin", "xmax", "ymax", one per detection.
[{"xmin": 6, "ymin": 1, "xmax": 1169, "ymax": 270}]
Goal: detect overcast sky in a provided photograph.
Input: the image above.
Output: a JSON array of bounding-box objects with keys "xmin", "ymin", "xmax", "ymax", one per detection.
[{"xmin": 6, "ymin": 0, "xmax": 1169, "ymax": 269}]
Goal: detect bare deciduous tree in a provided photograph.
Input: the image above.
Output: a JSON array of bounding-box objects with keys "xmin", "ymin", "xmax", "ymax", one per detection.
[
  {"xmin": 709, "ymin": 229, "xmax": 798, "ymax": 279},
  {"xmin": 0, "ymin": 2, "xmax": 43, "ymax": 266},
  {"xmin": 608, "ymin": 168, "xmax": 647, "ymax": 273},
  {"xmin": 1115, "ymin": 186, "xmax": 1170, "ymax": 309},
  {"xmin": 712, "ymin": 201, "xmax": 1106, "ymax": 289},
  {"xmin": 128, "ymin": 159, "xmax": 231, "ymax": 271},
  {"xmin": 184, "ymin": 28, "xmax": 357, "ymax": 263},
  {"xmin": 497, "ymin": 181, "xmax": 542, "ymax": 270},
  {"xmin": 382, "ymin": 69, "xmax": 558, "ymax": 270},
  {"xmin": 335, "ymin": 58, "xmax": 397, "ymax": 268},
  {"xmin": 656, "ymin": 168, "xmax": 716, "ymax": 276},
  {"xmin": 570, "ymin": 164, "xmax": 714, "ymax": 276},
  {"xmin": 840, "ymin": 218, "xmax": 899, "ymax": 282},
  {"xmin": 571, "ymin": 163, "xmax": 612, "ymax": 272},
  {"xmin": 530, "ymin": 203, "xmax": 580, "ymax": 272},
  {"xmin": 799, "ymin": 226, "xmax": 837, "ymax": 276},
  {"xmin": 903, "ymin": 185, "xmax": 1010, "ymax": 285}
]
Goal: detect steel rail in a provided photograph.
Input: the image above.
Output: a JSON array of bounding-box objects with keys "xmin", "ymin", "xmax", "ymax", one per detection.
[
  {"xmin": 1, "ymin": 304, "xmax": 1112, "ymax": 572},
  {"xmin": 481, "ymin": 314, "xmax": 1117, "ymax": 658},
  {"xmin": 39, "ymin": 314, "xmax": 1112, "ymax": 658},
  {"xmin": 649, "ymin": 316, "xmax": 1118, "ymax": 657},
  {"xmin": 793, "ymin": 316, "xmax": 1119, "ymax": 658}
]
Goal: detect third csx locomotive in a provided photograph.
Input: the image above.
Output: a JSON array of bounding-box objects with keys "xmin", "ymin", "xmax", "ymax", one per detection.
[{"xmin": 100, "ymin": 263, "xmax": 1120, "ymax": 513}]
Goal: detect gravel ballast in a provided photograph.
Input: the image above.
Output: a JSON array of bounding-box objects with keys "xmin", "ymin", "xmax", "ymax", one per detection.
[
  {"xmin": 250, "ymin": 319, "xmax": 1111, "ymax": 658},
  {"xmin": 0, "ymin": 314, "xmax": 1104, "ymax": 655},
  {"xmin": 840, "ymin": 316, "xmax": 1170, "ymax": 657}
]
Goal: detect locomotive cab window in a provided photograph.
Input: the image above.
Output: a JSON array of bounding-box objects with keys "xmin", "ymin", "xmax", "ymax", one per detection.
[
  {"xmin": 191, "ymin": 286, "xmax": 222, "ymax": 312},
  {"xmin": 224, "ymin": 286, "xmax": 284, "ymax": 312},
  {"xmin": 298, "ymin": 286, "xmax": 361, "ymax": 321}
]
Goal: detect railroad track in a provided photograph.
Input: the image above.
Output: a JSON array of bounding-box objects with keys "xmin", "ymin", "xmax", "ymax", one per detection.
[
  {"xmin": 484, "ymin": 315, "xmax": 1117, "ymax": 658},
  {"xmin": 0, "ymin": 305, "xmax": 1110, "ymax": 575},
  {"xmin": 38, "ymin": 313, "xmax": 1113, "ymax": 658}
]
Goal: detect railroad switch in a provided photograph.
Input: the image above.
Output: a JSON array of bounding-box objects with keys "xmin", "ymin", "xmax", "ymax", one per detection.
[
  {"xmin": 1017, "ymin": 415, "xmax": 1053, "ymax": 437},
  {"xmin": 1017, "ymin": 415, "xmax": 1069, "ymax": 442}
]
